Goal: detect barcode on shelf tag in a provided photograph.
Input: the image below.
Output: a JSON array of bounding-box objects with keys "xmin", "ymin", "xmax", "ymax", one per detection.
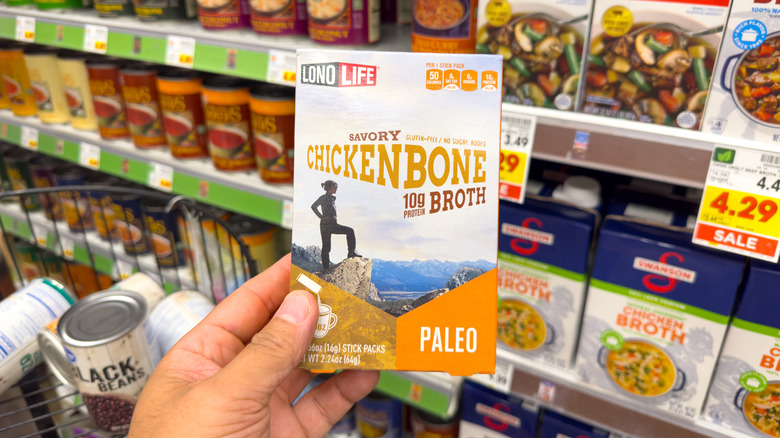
[
  {"xmin": 79, "ymin": 142, "xmax": 101, "ymax": 169},
  {"xmin": 61, "ymin": 237, "xmax": 75, "ymax": 260},
  {"xmin": 282, "ymin": 199, "xmax": 293, "ymax": 229},
  {"xmin": 470, "ymin": 360, "xmax": 513, "ymax": 393},
  {"xmin": 149, "ymin": 162, "xmax": 174, "ymax": 192},
  {"xmin": 115, "ymin": 260, "xmax": 134, "ymax": 279},
  {"xmin": 499, "ymin": 112, "xmax": 536, "ymax": 204},
  {"xmin": 32, "ymin": 224, "xmax": 47, "ymax": 247},
  {"xmin": 20, "ymin": 126, "xmax": 38, "ymax": 150},
  {"xmin": 83, "ymin": 24, "xmax": 108, "ymax": 54},
  {"xmin": 268, "ymin": 50, "xmax": 297, "ymax": 85},
  {"xmin": 165, "ymin": 36, "xmax": 196, "ymax": 68},
  {"xmin": 15, "ymin": 17, "xmax": 35, "ymax": 42}
]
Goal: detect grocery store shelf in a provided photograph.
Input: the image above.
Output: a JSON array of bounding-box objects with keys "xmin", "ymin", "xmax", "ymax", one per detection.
[
  {"xmin": 506, "ymin": 104, "xmax": 778, "ymax": 190},
  {"xmin": 0, "ymin": 199, "xmax": 195, "ymax": 291},
  {"xmin": 0, "ymin": 111, "xmax": 294, "ymax": 228},
  {"xmin": 0, "ymin": 5, "xmax": 412, "ymax": 85},
  {"xmin": 497, "ymin": 346, "xmax": 751, "ymax": 438},
  {"xmin": 375, "ymin": 371, "xmax": 462, "ymax": 419}
]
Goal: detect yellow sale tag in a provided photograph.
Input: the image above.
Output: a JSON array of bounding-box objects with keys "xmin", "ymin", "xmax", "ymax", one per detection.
[
  {"xmin": 498, "ymin": 112, "xmax": 535, "ymax": 203},
  {"xmin": 699, "ymin": 187, "xmax": 779, "ymax": 237},
  {"xmin": 499, "ymin": 149, "xmax": 527, "ymax": 185}
]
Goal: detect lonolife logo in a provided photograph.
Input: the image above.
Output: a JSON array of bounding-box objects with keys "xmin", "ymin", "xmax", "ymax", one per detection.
[
  {"xmin": 633, "ymin": 252, "xmax": 696, "ymax": 293},
  {"xmin": 300, "ymin": 62, "xmax": 378, "ymax": 87},
  {"xmin": 502, "ymin": 218, "xmax": 553, "ymax": 256}
]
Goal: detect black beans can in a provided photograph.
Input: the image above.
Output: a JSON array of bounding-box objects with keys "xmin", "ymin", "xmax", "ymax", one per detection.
[
  {"xmin": 54, "ymin": 166, "xmax": 94, "ymax": 233},
  {"xmin": 143, "ymin": 197, "xmax": 184, "ymax": 268},
  {"xmin": 58, "ymin": 290, "xmax": 159, "ymax": 433},
  {"xmin": 112, "ymin": 186, "xmax": 150, "ymax": 255}
]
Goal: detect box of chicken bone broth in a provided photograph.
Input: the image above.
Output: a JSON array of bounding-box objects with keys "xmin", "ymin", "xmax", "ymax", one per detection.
[
  {"xmin": 701, "ymin": 4, "xmax": 780, "ymax": 143},
  {"xmin": 290, "ymin": 49, "xmax": 502, "ymax": 374},
  {"xmin": 704, "ymin": 261, "xmax": 780, "ymax": 437},
  {"xmin": 581, "ymin": 0, "xmax": 730, "ymax": 129},
  {"xmin": 575, "ymin": 200, "xmax": 745, "ymax": 420},
  {"xmin": 475, "ymin": 0, "xmax": 592, "ymax": 111},
  {"xmin": 497, "ymin": 176, "xmax": 600, "ymax": 370}
]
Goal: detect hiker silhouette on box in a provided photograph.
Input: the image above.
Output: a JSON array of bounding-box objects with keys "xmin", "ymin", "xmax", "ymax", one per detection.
[{"xmin": 311, "ymin": 180, "xmax": 361, "ymax": 270}]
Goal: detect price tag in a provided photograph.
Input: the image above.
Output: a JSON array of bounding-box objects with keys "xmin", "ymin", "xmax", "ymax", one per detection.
[
  {"xmin": 20, "ymin": 126, "xmax": 38, "ymax": 150},
  {"xmin": 79, "ymin": 142, "xmax": 101, "ymax": 169},
  {"xmin": 61, "ymin": 237, "xmax": 75, "ymax": 260},
  {"xmin": 268, "ymin": 50, "xmax": 297, "ymax": 85},
  {"xmin": 165, "ymin": 36, "xmax": 196, "ymax": 69},
  {"xmin": 470, "ymin": 360, "xmax": 514, "ymax": 394},
  {"xmin": 693, "ymin": 145, "xmax": 780, "ymax": 262},
  {"xmin": 115, "ymin": 260, "xmax": 134, "ymax": 279},
  {"xmin": 32, "ymin": 224, "xmax": 47, "ymax": 247},
  {"xmin": 83, "ymin": 24, "xmax": 108, "ymax": 54},
  {"xmin": 149, "ymin": 162, "xmax": 174, "ymax": 192},
  {"xmin": 15, "ymin": 17, "xmax": 35, "ymax": 42},
  {"xmin": 282, "ymin": 199, "xmax": 293, "ymax": 229},
  {"xmin": 499, "ymin": 112, "xmax": 536, "ymax": 204}
]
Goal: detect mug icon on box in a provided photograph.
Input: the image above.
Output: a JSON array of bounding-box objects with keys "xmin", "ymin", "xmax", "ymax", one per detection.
[{"xmin": 314, "ymin": 303, "xmax": 338, "ymax": 338}]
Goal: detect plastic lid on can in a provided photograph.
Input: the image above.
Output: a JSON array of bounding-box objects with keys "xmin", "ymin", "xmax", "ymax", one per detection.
[
  {"xmin": 37, "ymin": 323, "xmax": 78, "ymax": 388},
  {"xmin": 120, "ymin": 63, "xmax": 159, "ymax": 75},
  {"xmin": 22, "ymin": 46, "xmax": 61, "ymax": 56},
  {"xmin": 551, "ymin": 175, "xmax": 601, "ymax": 209},
  {"xmin": 202, "ymin": 75, "xmax": 252, "ymax": 92},
  {"xmin": 85, "ymin": 57, "xmax": 125, "ymax": 69},
  {"xmin": 250, "ymin": 83, "xmax": 295, "ymax": 102},
  {"xmin": 226, "ymin": 214, "xmax": 274, "ymax": 237},
  {"xmin": 58, "ymin": 290, "xmax": 148, "ymax": 347},
  {"xmin": 4, "ymin": 147, "xmax": 37, "ymax": 162}
]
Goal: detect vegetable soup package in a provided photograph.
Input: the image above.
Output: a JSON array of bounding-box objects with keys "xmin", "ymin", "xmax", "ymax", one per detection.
[
  {"xmin": 704, "ymin": 261, "xmax": 780, "ymax": 437},
  {"xmin": 581, "ymin": 0, "xmax": 730, "ymax": 129},
  {"xmin": 575, "ymin": 194, "xmax": 745, "ymax": 420},
  {"xmin": 497, "ymin": 178, "xmax": 600, "ymax": 370},
  {"xmin": 475, "ymin": 0, "xmax": 593, "ymax": 111},
  {"xmin": 701, "ymin": 5, "xmax": 780, "ymax": 142},
  {"xmin": 290, "ymin": 49, "xmax": 502, "ymax": 374}
]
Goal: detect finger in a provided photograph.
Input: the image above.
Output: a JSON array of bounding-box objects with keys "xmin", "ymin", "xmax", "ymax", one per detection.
[
  {"xmin": 196, "ymin": 253, "xmax": 292, "ymax": 344},
  {"xmin": 276, "ymin": 368, "xmax": 315, "ymax": 405},
  {"xmin": 291, "ymin": 370, "xmax": 380, "ymax": 436},
  {"xmin": 210, "ymin": 289, "xmax": 318, "ymax": 400}
]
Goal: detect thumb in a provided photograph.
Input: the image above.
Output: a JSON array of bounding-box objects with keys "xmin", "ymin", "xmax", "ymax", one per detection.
[{"xmin": 213, "ymin": 290, "xmax": 318, "ymax": 399}]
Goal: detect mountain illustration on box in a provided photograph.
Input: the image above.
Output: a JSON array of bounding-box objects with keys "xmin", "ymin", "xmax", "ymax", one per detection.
[{"xmin": 292, "ymin": 244, "xmax": 491, "ymax": 316}]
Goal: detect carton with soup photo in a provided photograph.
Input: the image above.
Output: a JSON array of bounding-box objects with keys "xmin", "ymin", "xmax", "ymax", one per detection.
[
  {"xmin": 475, "ymin": 0, "xmax": 593, "ymax": 111},
  {"xmin": 497, "ymin": 175, "xmax": 601, "ymax": 370},
  {"xmin": 581, "ymin": 0, "xmax": 730, "ymax": 130},
  {"xmin": 701, "ymin": 4, "xmax": 780, "ymax": 143},
  {"xmin": 575, "ymin": 193, "xmax": 744, "ymax": 420},
  {"xmin": 704, "ymin": 261, "xmax": 780, "ymax": 437}
]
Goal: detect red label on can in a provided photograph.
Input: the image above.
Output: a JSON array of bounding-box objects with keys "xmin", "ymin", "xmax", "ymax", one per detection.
[
  {"xmin": 204, "ymin": 102, "xmax": 255, "ymax": 171},
  {"xmin": 89, "ymin": 67, "xmax": 130, "ymax": 140},
  {"xmin": 251, "ymin": 112, "xmax": 294, "ymax": 183},
  {"xmin": 121, "ymin": 72, "xmax": 166, "ymax": 149},
  {"xmin": 160, "ymin": 92, "xmax": 209, "ymax": 159}
]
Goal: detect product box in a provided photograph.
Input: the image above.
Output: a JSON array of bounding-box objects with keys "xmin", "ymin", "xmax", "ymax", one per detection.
[
  {"xmin": 581, "ymin": 0, "xmax": 730, "ymax": 129},
  {"xmin": 497, "ymin": 176, "xmax": 600, "ymax": 370},
  {"xmin": 575, "ymin": 197, "xmax": 745, "ymax": 420},
  {"xmin": 701, "ymin": 5, "xmax": 780, "ymax": 142},
  {"xmin": 475, "ymin": 0, "xmax": 593, "ymax": 111},
  {"xmin": 704, "ymin": 261, "xmax": 780, "ymax": 437},
  {"xmin": 459, "ymin": 380, "xmax": 540, "ymax": 438},
  {"xmin": 538, "ymin": 410, "xmax": 612, "ymax": 438},
  {"xmin": 290, "ymin": 49, "xmax": 502, "ymax": 374}
]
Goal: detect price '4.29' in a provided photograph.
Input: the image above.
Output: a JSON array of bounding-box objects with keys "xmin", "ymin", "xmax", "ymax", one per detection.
[
  {"xmin": 710, "ymin": 191, "xmax": 777, "ymax": 223},
  {"xmin": 500, "ymin": 151, "xmax": 521, "ymax": 173}
]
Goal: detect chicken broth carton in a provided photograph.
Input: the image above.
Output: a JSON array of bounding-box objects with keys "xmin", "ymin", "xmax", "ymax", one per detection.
[
  {"xmin": 701, "ymin": 4, "xmax": 780, "ymax": 142},
  {"xmin": 497, "ymin": 176, "xmax": 600, "ymax": 370},
  {"xmin": 476, "ymin": 0, "xmax": 592, "ymax": 111},
  {"xmin": 581, "ymin": 0, "xmax": 730, "ymax": 129},
  {"xmin": 575, "ymin": 195, "xmax": 745, "ymax": 420},
  {"xmin": 290, "ymin": 49, "xmax": 502, "ymax": 374},
  {"xmin": 704, "ymin": 261, "xmax": 780, "ymax": 437}
]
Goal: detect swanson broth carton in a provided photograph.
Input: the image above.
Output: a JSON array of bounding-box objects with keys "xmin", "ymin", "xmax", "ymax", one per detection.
[
  {"xmin": 581, "ymin": 0, "xmax": 730, "ymax": 130},
  {"xmin": 704, "ymin": 261, "xmax": 780, "ymax": 437},
  {"xmin": 575, "ymin": 190, "xmax": 745, "ymax": 420},
  {"xmin": 475, "ymin": 0, "xmax": 592, "ymax": 111},
  {"xmin": 497, "ymin": 175, "xmax": 601, "ymax": 370},
  {"xmin": 701, "ymin": 4, "xmax": 780, "ymax": 142},
  {"xmin": 290, "ymin": 50, "xmax": 502, "ymax": 374},
  {"xmin": 459, "ymin": 379, "xmax": 541, "ymax": 438}
]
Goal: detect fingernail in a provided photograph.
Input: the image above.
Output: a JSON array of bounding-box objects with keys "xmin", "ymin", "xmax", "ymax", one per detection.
[{"xmin": 276, "ymin": 291, "xmax": 312, "ymax": 324}]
